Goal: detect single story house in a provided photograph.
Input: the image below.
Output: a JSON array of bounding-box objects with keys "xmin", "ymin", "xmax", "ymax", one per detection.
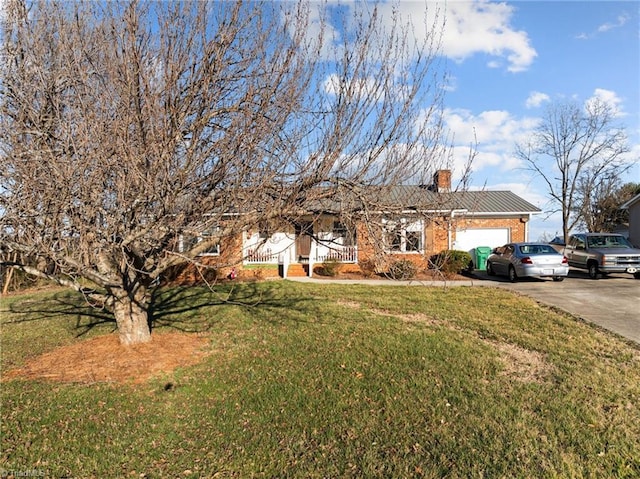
[
  {"xmin": 172, "ymin": 171, "xmax": 540, "ymax": 281},
  {"xmin": 621, "ymin": 193, "xmax": 640, "ymax": 248}
]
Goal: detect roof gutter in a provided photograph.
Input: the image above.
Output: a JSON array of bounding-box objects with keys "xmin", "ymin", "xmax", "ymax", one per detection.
[
  {"xmin": 456, "ymin": 211, "xmax": 540, "ymax": 217},
  {"xmin": 621, "ymin": 193, "xmax": 640, "ymax": 210}
]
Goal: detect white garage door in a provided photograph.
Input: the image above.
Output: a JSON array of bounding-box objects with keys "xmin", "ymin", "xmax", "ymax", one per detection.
[{"xmin": 455, "ymin": 228, "xmax": 509, "ymax": 252}]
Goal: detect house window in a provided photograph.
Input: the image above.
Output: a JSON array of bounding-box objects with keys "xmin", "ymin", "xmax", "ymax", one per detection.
[
  {"xmin": 333, "ymin": 221, "xmax": 356, "ymax": 246},
  {"xmin": 199, "ymin": 227, "xmax": 221, "ymax": 255},
  {"xmin": 179, "ymin": 234, "xmax": 199, "ymax": 253},
  {"xmin": 180, "ymin": 226, "xmax": 220, "ymax": 256},
  {"xmin": 384, "ymin": 218, "xmax": 423, "ymax": 253},
  {"xmin": 386, "ymin": 228, "xmax": 402, "ymax": 251},
  {"xmin": 405, "ymin": 230, "xmax": 421, "ymax": 252}
]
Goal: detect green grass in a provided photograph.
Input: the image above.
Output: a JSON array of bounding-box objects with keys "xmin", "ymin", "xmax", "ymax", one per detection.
[{"xmin": 2, "ymin": 282, "xmax": 639, "ymax": 478}]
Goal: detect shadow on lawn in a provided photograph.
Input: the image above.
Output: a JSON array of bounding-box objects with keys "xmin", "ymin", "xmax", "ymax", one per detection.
[
  {"xmin": 3, "ymin": 290, "xmax": 117, "ymax": 337},
  {"xmin": 150, "ymin": 281, "xmax": 317, "ymax": 332},
  {"xmin": 4, "ymin": 281, "xmax": 316, "ymax": 337}
]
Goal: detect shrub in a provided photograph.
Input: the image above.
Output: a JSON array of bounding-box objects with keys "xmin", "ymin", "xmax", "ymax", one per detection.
[
  {"xmin": 429, "ymin": 250, "xmax": 472, "ymax": 274},
  {"xmin": 202, "ymin": 267, "xmax": 220, "ymax": 283},
  {"xmin": 387, "ymin": 259, "xmax": 418, "ymax": 280},
  {"xmin": 320, "ymin": 259, "xmax": 340, "ymax": 277},
  {"xmin": 358, "ymin": 258, "xmax": 378, "ymax": 278}
]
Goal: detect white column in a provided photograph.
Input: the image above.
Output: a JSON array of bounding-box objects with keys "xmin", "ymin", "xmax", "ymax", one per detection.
[
  {"xmin": 308, "ymin": 241, "xmax": 316, "ymax": 277},
  {"xmin": 279, "ymin": 251, "xmax": 289, "ymax": 279}
]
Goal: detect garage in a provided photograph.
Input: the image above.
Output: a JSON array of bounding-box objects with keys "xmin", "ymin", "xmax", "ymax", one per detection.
[{"xmin": 454, "ymin": 228, "xmax": 509, "ymax": 252}]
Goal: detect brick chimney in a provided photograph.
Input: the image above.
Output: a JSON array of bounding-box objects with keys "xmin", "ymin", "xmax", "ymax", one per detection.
[{"xmin": 433, "ymin": 169, "xmax": 451, "ymax": 192}]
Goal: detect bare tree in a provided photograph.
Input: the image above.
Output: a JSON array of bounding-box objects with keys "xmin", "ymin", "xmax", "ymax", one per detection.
[
  {"xmin": 0, "ymin": 0, "xmax": 455, "ymax": 344},
  {"xmin": 577, "ymin": 180, "xmax": 640, "ymax": 233},
  {"xmin": 515, "ymin": 99, "xmax": 630, "ymax": 242}
]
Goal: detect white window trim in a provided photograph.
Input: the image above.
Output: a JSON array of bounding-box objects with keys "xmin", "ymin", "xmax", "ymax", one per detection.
[
  {"xmin": 179, "ymin": 226, "xmax": 221, "ymax": 256},
  {"xmin": 383, "ymin": 218, "xmax": 424, "ymax": 254}
]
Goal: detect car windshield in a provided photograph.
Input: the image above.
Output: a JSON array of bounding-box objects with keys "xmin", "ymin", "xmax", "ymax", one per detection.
[
  {"xmin": 518, "ymin": 244, "xmax": 557, "ymax": 255},
  {"xmin": 586, "ymin": 235, "xmax": 633, "ymax": 248}
]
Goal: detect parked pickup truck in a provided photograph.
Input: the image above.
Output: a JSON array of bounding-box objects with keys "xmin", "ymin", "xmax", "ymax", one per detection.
[{"xmin": 564, "ymin": 233, "xmax": 640, "ymax": 279}]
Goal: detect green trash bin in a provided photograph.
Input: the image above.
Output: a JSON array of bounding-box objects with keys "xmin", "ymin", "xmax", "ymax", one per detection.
[{"xmin": 475, "ymin": 246, "xmax": 492, "ymax": 270}]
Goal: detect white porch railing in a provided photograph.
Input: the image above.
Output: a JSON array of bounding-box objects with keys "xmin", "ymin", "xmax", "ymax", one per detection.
[
  {"xmin": 244, "ymin": 248, "xmax": 279, "ymax": 264},
  {"xmin": 315, "ymin": 245, "xmax": 358, "ymax": 263},
  {"xmin": 244, "ymin": 244, "xmax": 358, "ymax": 264}
]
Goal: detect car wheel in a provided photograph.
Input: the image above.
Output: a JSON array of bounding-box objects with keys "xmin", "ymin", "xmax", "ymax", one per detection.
[
  {"xmin": 487, "ymin": 261, "xmax": 495, "ymax": 276},
  {"xmin": 508, "ymin": 266, "xmax": 517, "ymax": 283},
  {"xmin": 634, "ymin": 272, "xmax": 640, "ymax": 280},
  {"xmin": 552, "ymin": 276, "xmax": 564, "ymax": 282},
  {"xmin": 587, "ymin": 262, "xmax": 600, "ymax": 280}
]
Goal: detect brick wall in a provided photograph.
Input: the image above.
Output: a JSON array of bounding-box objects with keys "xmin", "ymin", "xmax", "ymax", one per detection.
[
  {"xmin": 355, "ymin": 215, "xmax": 527, "ymax": 272},
  {"xmin": 167, "ymin": 214, "xmax": 529, "ymax": 283},
  {"xmin": 166, "ymin": 232, "xmax": 248, "ymax": 285},
  {"xmin": 355, "ymin": 218, "xmax": 434, "ymax": 270},
  {"xmin": 426, "ymin": 217, "xmax": 450, "ymax": 253}
]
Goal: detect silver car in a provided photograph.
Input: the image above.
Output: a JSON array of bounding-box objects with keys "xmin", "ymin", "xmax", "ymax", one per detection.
[{"xmin": 487, "ymin": 242, "xmax": 569, "ymax": 282}]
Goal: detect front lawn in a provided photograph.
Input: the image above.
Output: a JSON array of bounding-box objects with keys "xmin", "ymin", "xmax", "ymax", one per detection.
[{"xmin": 1, "ymin": 282, "xmax": 639, "ymax": 477}]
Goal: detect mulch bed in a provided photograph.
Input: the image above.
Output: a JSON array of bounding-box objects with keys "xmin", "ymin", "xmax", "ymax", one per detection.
[{"xmin": 3, "ymin": 332, "xmax": 211, "ymax": 385}]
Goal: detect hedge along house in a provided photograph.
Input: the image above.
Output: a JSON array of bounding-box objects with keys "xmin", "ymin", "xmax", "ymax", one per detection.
[{"xmin": 172, "ymin": 170, "xmax": 540, "ymax": 281}]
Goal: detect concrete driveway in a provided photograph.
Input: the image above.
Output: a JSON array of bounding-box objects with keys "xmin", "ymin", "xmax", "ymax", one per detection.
[{"xmin": 474, "ymin": 269, "xmax": 640, "ymax": 345}]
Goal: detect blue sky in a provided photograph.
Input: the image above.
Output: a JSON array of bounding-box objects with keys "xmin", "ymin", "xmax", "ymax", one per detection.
[
  {"xmin": 315, "ymin": 0, "xmax": 639, "ymax": 240},
  {"xmin": 428, "ymin": 0, "xmax": 639, "ymax": 240},
  {"xmin": 2, "ymin": 0, "xmax": 636, "ymax": 241}
]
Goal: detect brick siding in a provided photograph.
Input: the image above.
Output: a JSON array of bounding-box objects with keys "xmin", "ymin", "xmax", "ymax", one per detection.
[
  {"xmin": 167, "ymin": 214, "xmax": 529, "ymax": 283},
  {"xmin": 355, "ymin": 215, "xmax": 527, "ymax": 272}
]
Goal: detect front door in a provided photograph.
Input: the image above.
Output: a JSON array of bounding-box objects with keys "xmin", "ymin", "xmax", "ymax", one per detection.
[{"xmin": 295, "ymin": 221, "xmax": 313, "ymax": 260}]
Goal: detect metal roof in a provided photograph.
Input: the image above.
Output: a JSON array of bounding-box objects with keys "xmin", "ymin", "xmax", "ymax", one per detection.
[
  {"xmin": 279, "ymin": 186, "xmax": 541, "ymax": 215},
  {"xmin": 368, "ymin": 186, "xmax": 540, "ymax": 214},
  {"xmin": 454, "ymin": 190, "xmax": 540, "ymax": 214}
]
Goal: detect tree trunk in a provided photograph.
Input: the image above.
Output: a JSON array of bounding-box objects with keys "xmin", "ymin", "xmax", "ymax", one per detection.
[
  {"xmin": 113, "ymin": 289, "xmax": 152, "ymax": 345},
  {"xmin": 2, "ymin": 252, "xmax": 20, "ymax": 294}
]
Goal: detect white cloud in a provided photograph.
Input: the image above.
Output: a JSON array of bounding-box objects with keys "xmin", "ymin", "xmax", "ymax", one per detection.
[
  {"xmin": 324, "ymin": 73, "xmax": 377, "ymax": 98},
  {"xmin": 443, "ymin": 107, "xmax": 539, "ymax": 173},
  {"xmin": 301, "ymin": 0, "xmax": 537, "ymax": 73},
  {"xmin": 577, "ymin": 11, "xmax": 631, "ymax": 39},
  {"xmin": 598, "ymin": 12, "xmax": 630, "ymax": 33},
  {"xmin": 529, "ymin": 212, "xmax": 565, "ymax": 242},
  {"xmin": 586, "ymin": 88, "xmax": 625, "ymax": 117},
  {"xmin": 437, "ymin": 1, "xmax": 537, "ymax": 72},
  {"xmin": 525, "ymin": 91, "xmax": 550, "ymax": 109},
  {"xmin": 468, "ymin": 178, "xmax": 563, "ymax": 240},
  {"xmin": 449, "ymin": 88, "xmax": 640, "ymax": 241}
]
